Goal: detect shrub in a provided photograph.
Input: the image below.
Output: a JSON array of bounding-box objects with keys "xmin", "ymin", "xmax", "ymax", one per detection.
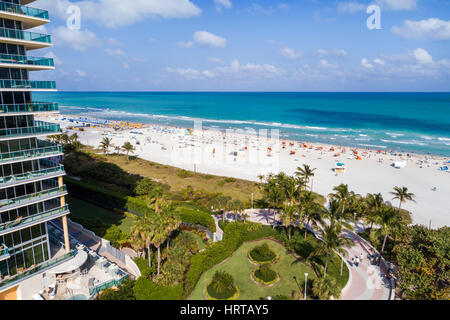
[
  {"xmin": 312, "ymin": 277, "xmax": 341, "ymax": 300},
  {"xmin": 206, "ymin": 271, "xmax": 237, "ymax": 300},
  {"xmin": 253, "ymin": 264, "xmax": 278, "ymax": 284},
  {"xmin": 249, "ymin": 243, "xmax": 277, "ymax": 264},
  {"xmin": 97, "ymin": 279, "xmax": 136, "ymax": 300},
  {"xmin": 177, "ymin": 169, "xmax": 195, "ymax": 178},
  {"xmin": 223, "ymin": 177, "xmax": 237, "ymax": 183},
  {"xmin": 134, "ymin": 277, "xmax": 183, "ymax": 300}
]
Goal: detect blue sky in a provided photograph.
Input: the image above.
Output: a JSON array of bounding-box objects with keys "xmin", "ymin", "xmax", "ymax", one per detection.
[{"xmin": 31, "ymin": 0, "xmax": 450, "ymax": 91}]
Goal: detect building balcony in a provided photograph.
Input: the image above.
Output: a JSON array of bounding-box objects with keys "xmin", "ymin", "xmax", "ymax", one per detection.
[
  {"xmin": 0, "ymin": 121, "xmax": 61, "ymax": 141},
  {"xmin": 0, "ymin": 141, "xmax": 63, "ymax": 165},
  {"xmin": 0, "ymin": 1, "xmax": 49, "ymax": 29},
  {"xmin": 0, "ymin": 204, "xmax": 69, "ymax": 236},
  {"xmin": 0, "ymin": 27, "xmax": 51, "ymax": 50},
  {"xmin": 0, "ymin": 162, "xmax": 65, "ymax": 189},
  {"xmin": 0, "ymin": 243, "xmax": 9, "ymax": 262},
  {"xmin": 0, "ymin": 54, "xmax": 54, "ymax": 70},
  {"xmin": 0, "ymin": 186, "xmax": 67, "ymax": 213},
  {"xmin": 0, "ymin": 102, "xmax": 58, "ymax": 115},
  {"xmin": 0, "ymin": 79, "xmax": 56, "ymax": 91},
  {"xmin": 0, "ymin": 249, "xmax": 76, "ymax": 291}
]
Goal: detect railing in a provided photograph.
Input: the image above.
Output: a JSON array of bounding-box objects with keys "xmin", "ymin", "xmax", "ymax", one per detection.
[
  {"xmin": 0, "ymin": 144, "xmax": 62, "ymax": 163},
  {"xmin": 0, "ymin": 54, "xmax": 53, "ymax": 67},
  {"xmin": 0, "ymin": 1, "xmax": 49, "ymax": 19},
  {"xmin": 0, "ymin": 163, "xmax": 65, "ymax": 185},
  {"xmin": 0, "ymin": 79, "xmax": 56, "ymax": 89},
  {"xmin": 0, "ymin": 204, "xmax": 69, "ymax": 232},
  {"xmin": 0, "ymin": 186, "xmax": 66, "ymax": 209},
  {"xmin": 0, "ymin": 27, "xmax": 51, "ymax": 43},
  {"xmin": 0, "ymin": 249, "xmax": 76, "ymax": 290},
  {"xmin": 89, "ymin": 274, "xmax": 129, "ymax": 296},
  {"xmin": 0, "ymin": 102, "xmax": 59, "ymax": 114},
  {"xmin": 0, "ymin": 121, "xmax": 61, "ymax": 138}
]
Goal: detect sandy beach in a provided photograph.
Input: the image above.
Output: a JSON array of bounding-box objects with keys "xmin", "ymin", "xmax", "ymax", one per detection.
[{"xmin": 41, "ymin": 114, "xmax": 450, "ymax": 229}]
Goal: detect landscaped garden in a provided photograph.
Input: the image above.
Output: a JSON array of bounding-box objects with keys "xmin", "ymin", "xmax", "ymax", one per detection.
[{"xmin": 190, "ymin": 239, "xmax": 316, "ymax": 300}]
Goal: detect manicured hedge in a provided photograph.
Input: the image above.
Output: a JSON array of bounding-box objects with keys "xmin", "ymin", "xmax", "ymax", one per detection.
[
  {"xmin": 253, "ymin": 264, "xmax": 278, "ymax": 284},
  {"xmin": 183, "ymin": 222, "xmax": 286, "ymax": 298}
]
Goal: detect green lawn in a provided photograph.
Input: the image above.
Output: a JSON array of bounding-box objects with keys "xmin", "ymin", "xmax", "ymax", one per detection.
[
  {"xmin": 189, "ymin": 239, "xmax": 316, "ymax": 300},
  {"xmin": 67, "ymin": 195, "xmax": 134, "ymax": 234}
]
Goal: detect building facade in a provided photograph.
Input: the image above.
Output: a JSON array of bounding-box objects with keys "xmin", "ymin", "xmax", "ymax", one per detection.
[{"xmin": 0, "ymin": 0, "xmax": 71, "ymax": 292}]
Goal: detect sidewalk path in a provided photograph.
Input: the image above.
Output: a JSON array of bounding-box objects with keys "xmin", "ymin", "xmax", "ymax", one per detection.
[{"xmin": 217, "ymin": 208, "xmax": 391, "ymax": 300}]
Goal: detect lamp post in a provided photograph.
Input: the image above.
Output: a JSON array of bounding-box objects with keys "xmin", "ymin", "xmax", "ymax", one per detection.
[{"xmin": 304, "ymin": 273, "xmax": 308, "ymax": 300}]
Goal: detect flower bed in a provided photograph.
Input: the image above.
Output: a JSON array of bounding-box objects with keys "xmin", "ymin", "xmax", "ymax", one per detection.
[{"xmin": 248, "ymin": 243, "xmax": 279, "ymax": 265}]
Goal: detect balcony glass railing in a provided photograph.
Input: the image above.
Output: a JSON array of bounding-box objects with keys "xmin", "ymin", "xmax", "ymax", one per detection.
[
  {"xmin": 0, "ymin": 186, "xmax": 66, "ymax": 209},
  {"xmin": 0, "ymin": 1, "xmax": 49, "ymax": 19},
  {"xmin": 0, "ymin": 249, "xmax": 76, "ymax": 289},
  {"xmin": 0, "ymin": 27, "xmax": 51, "ymax": 43},
  {"xmin": 0, "ymin": 54, "xmax": 54, "ymax": 67},
  {"xmin": 0, "ymin": 144, "xmax": 62, "ymax": 163},
  {"xmin": 0, "ymin": 102, "xmax": 59, "ymax": 114},
  {"xmin": 0, "ymin": 163, "xmax": 65, "ymax": 185},
  {"xmin": 0, "ymin": 204, "xmax": 69, "ymax": 232},
  {"xmin": 0, "ymin": 121, "xmax": 61, "ymax": 138},
  {"xmin": 0, "ymin": 79, "xmax": 56, "ymax": 89}
]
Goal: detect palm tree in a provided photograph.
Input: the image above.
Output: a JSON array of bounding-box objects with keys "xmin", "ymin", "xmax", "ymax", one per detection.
[
  {"xmin": 390, "ymin": 186, "xmax": 416, "ymax": 214},
  {"xmin": 373, "ymin": 206, "xmax": 401, "ymax": 264},
  {"xmin": 69, "ymin": 133, "xmax": 79, "ymax": 143},
  {"xmin": 114, "ymin": 145, "xmax": 121, "ymax": 155},
  {"xmin": 280, "ymin": 202, "xmax": 299, "ymax": 241},
  {"xmin": 263, "ymin": 178, "xmax": 284, "ymax": 228},
  {"xmin": 365, "ymin": 193, "xmax": 385, "ymax": 231},
  {"xmin": 130, "ymin": 213, "xmax": 154, "ymax": 267},
  {"xmin": 122, "ymin": 141, "xmax": 135, "ymax": 161},
  {"xmin": 312, "ymin": 277, "xmax": 341, "ymax": 300},
  {"xmin": 99, "ymin": 137, "xmax": 113, "ymax": 155},
  {"xmin": 257, "ymin": 174, "xmax": 265, "ymax": 184},
  {"xmin": 329, "ymin": 184, "xmax": 357, "ymax": 224},
  {"xmin": 295, "ymin": 164, "xmax": 317, "ymax": 191},
  {"xmin": 164, "ymin": 213, "xmax": 181, "ymax": 250},
  {"xmin": 149, "ymin": 214, "xmax": 169, "ymax": 277},
  {"xmin": 230, "ymin": 199, "xmax": 244, "ymax": 222},
  {"xmin": 301, "ymin": 191, "xmax": 324, "ymax": 239},
  {"xmin": 309, "ymin": 221, "xmax": 352, "ymax": 278}
]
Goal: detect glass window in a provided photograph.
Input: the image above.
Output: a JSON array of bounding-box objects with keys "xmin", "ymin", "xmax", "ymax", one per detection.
[{"xmin": 21, "ymin": 228, "xmax": 31, "ymax": 243}]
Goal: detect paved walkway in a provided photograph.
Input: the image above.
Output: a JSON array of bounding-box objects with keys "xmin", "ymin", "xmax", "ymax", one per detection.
[{"xmin": 214, "ymin": 208, "xmax": 392, "ymax": 300}]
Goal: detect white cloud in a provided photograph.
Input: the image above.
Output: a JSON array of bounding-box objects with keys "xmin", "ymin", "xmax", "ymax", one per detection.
[
  {"xmin": 337, "ymin": 1, "xmax": 366, "ymax": 13},
  {"xmin": 280, "ymin": 47, "xmax": 303, "ymax": 59},
  {"xmin": 374, "ymin": 58, "xmax": 385, "ymax": 65},
  {"xmin": 53, "ymin": 27, "xmax": 99, "ymax": 51},
  {"xmin": 361, "ymin": 58, "xmax": 374, "ymax": 69},
  {"xmin": 35, "ymin": 0, "xmax": 202, "ymax": 28},
  {"xmin": 193, "ymin": 31, "xmax": 227, "ymax": 48},
  {"xmin": 414, "ymin": 48, "xmax": 433, "ymax": 64},
  {"xmin": 316, "ymin": 49, "xmax": 347, "ymax": 57},
  {"xmin": 319, "ymin": 59, "xmax": 338, "ymax": 69},
  {"xmin": 217, "ymin": 60, "xmax": 284, "ymax": 78},
  {"xmin": 107, "ymin": 38, "xmax": 122, "ymax": 47},
  {"xmin": 377, "ymin": 0, "xmax": 418, "ymax": 11},
  {"xmin": 105, "ymin": 48, "xmax": 126, "ymax": 56},
  {"xmin": 43, "ymin": 51, "xmax": 63, "ymax": 66},
  {"xmin": 208, "ymin": 57, "xmax": 224, "ymax": 64},
  {"xmin": 177, "ymin": 41, "xmax": 194, "ymax": 48},
  {"xmin": 214, "ymin": 0, "xmax": 232, "ymax": 12},
  {"xmin": 392, "ymin": 18, "xmax": 450, "ymax": 40},
  {"xmin": 166, "ymin": 67, "xmax": 205, "ymax": 80},
  {"xmin": 75, "ymin": 70, "xmax": 86, "ymax": 77}
]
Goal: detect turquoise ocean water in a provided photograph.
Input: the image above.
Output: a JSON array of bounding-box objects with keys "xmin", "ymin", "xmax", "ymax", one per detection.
[{"xmin": 33, "ymin": 92, "xmax": 450, "ymax": 157}]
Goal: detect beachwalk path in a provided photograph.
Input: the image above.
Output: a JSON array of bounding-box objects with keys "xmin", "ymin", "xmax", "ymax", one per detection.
[{"xmin": 213, "ymin": 209, "xmax": 392, "ymax": 300}]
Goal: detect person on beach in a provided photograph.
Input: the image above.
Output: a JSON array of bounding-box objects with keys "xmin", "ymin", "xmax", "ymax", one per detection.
[
  {"xmin": 355, "ymin": 257, "xmax": 360, "ymax": 267},
  {"xmin": 360, "ymin": 253, "xmax": 364, "ymax": 262}
]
